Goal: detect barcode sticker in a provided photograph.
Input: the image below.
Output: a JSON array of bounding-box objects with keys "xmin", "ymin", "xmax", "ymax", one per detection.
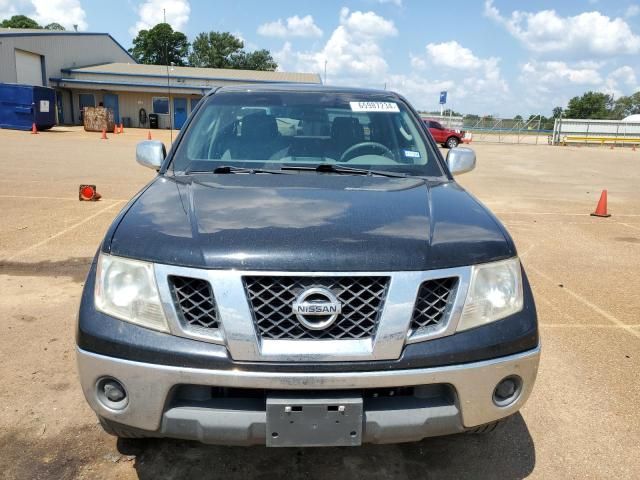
[{"xmin": 349, "ymin": 101, "xmax": 399, "ymax": 113}]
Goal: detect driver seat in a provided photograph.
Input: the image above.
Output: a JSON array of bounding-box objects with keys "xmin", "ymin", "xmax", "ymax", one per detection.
[{"xmin": 330, "ymin": 117, "xmax": 364, "ymax": 160}]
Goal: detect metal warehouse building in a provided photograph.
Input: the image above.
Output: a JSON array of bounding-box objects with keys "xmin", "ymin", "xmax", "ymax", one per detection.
[{"xmin": 0, "ymin": 28, "xmax": 321, "ymax": 129}]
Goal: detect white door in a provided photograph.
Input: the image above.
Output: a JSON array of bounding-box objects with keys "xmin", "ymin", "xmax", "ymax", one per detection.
[{"xmin": 15, "ymin": 49, "xmax": 43, "ymax": 86}]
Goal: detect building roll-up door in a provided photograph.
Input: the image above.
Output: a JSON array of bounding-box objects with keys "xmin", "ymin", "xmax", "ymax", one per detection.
[{"xmin": 15, "ymin": 50, "xmax": 44, "ymax": 86}]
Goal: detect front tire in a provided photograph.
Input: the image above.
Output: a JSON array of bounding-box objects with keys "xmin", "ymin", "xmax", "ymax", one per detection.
[
  {"xmin": 465, "ymin": 419, "xmax": 505, "ymax": 435},
  {"xmin": 445, "ymin": 136, "xmax": 459, "ymax": 149}
]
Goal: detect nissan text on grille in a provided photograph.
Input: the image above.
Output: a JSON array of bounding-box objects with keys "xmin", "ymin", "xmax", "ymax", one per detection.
[{"xmin": 76, "ymin": 85, "xmax": 539, "ymax": 447}]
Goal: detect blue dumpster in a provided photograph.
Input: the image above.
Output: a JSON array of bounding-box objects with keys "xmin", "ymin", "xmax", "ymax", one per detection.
[{"xmin": 0, "ymin": 83, "xmax": 57, "ymax": 131}]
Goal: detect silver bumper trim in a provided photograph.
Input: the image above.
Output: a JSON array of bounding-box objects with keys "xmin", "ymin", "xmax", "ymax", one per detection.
[{"xmin": 77, "ymin": 345, "xmax": 540, "ymax": 436}]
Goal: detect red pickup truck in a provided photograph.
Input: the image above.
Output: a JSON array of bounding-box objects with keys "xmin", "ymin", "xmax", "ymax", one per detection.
[{"xmin": 424, "ymin": 119, "xmax": 465, "ymax": 149}]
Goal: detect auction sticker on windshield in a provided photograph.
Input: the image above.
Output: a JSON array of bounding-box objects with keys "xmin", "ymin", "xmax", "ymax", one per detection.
[{"xmin": 350, "ymin": 101, "xmax": 400, "ymax": 112}]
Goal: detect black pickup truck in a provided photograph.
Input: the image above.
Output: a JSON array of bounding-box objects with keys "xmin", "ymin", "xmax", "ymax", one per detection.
[{"xmin": 76, "ymin": 84, "xmax": 539, "ymax": 447}]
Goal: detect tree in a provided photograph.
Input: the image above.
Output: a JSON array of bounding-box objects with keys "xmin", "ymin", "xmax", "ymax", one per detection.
[
  {"xmin": 189, "ymin": 31, "xmax": 278, "ymax": 71},
  {"xmin": 610, "ymin": 92, "xmax": 640, "ymax": 119},
  {"xmin": 513, "ymin": 115, "xmax": 523, "ymax": 121},
  {"xmin": 44, "ymin": 22, "xmax": 65, "ymax": 31},
  {"xmin": 0, "ymin": 15, "xmax": 41, "ymax": 29},
  {"xmin": 552, "ymin": 106, "xmax": 563, "ymax": 119},
  {"xmin": 230, "ymin": 49, "xmax": 277, "ymax": 71},
  {"xmin": 564, "ymin": 91, "xmax": 613, "ymax": 119},
  {"xmin": 129, "ymin": 23, "xmax": 189, "ymax": 66},
  {"xmin": 189, "ymin": 32, "xmax": 243, "ymax": 68}
]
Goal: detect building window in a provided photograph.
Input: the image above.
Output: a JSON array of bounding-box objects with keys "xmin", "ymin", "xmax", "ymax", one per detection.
[{"xmin": 152, "ymin": 97, "xmax": 169, "ymax": 115}]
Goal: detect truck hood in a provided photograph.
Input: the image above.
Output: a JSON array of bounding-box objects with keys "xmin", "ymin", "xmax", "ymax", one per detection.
[{"xmin": 107, "ymin": 174, "xmax": 514, "ymax": 271}]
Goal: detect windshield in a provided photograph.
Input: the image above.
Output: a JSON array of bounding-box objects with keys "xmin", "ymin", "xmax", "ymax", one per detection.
[{"xmin": 170, "ymin": 90, "xmax": 443, "ymax": 176}]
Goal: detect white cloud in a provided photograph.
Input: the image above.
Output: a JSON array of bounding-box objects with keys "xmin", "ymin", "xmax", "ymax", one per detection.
[
  {"xmin": 517, "ymin": 62, "xmax": 638, "ymax": 113},
  {"xmin": 258, "ymin": 15, "xmax": 322, "ymax": 38},
  {"xmin": 339, "ymin": 7, "xmax": 397, "ymax": 37},
  {"xmin": 0, "ymin": 0, "xmax": 25, "ymax": 20},
  {"xmin": 277, "ymin": 9, "xmax": 509, "ymax": 113},
  {"xmin": 521, "ymin": 61, "xmax": 603, "ymax": 85},
  {"xmin": 405, "ymin": 41, "xmax": 508, "ymax": 109},
  {"xmin": 0, "ymin": 0, "xmax": 87, "ymax": 30},
  {"xmin": 609, "ymin": 65, "xmax": 637, "ymax": 86},
  {"xmin": 521, "ymin": 61, "xmax": 638, "ymax": 101},
  {"xmin": 377, "ymin": 0, "xmax": 402, "ymax": 7},
  {"xmin": 484, "ymin": 0, "xmax": 640, "ymax": 56},
  {"xmin": 626, "ymin": 4, "xmax": 640, "ymax": 17},
  {"xmin": 130, "ymin": 0, "xmax": 190, "ymax": 36},
  {"xmin": 409, "ymin": 53, "xmax": 427, "ymax": 70},
  {"xmin": 425, "ymin": 41, "xmax": 484, "ymax": 69},
  {"xmin": 602, "ymin": 66, "xmax": 638, "ymax": 96},
  {"xmin": 277, "ymin": 8, "xmax": 397, "ymax": 82},
  {"xmin": 31, "ymin": 0, "xmax": 87, "ymax": 30},
  {"xmin": 386, "ymin": 74, "xmax": 455, "ymax": 102}
]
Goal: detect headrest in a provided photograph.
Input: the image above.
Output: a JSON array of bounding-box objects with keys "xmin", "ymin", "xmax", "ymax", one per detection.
[
  {"xmin": 331, "ymin": 117, "xmax": 364, "ymax": 142},
  {"xmin": 242, "ymin": 113, "xmax": 278, "ymax": 141}
]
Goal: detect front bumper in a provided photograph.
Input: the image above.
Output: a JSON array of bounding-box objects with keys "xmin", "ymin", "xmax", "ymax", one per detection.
[{"xmin": 77, "ymin": 345, "xmax": 540, "ymax": 445}]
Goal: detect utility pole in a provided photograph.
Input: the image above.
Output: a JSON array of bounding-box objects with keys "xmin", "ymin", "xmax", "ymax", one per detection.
[
  {"xmin": 164, "ymin": 8, "xmax": 173, "ymax": 142},
  {"xmin": 324, "ymin": 60, "xmax": 327, "ymax": 84}
]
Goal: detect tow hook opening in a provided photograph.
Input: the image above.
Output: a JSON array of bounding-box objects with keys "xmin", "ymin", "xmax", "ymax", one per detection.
[
  {"xmin": 96, "ymin": 377, "xmax": 128, "ymax": 410},
  {"xmin": 493, "ymin": 375, "xmax": 522, "ymax": 407}
]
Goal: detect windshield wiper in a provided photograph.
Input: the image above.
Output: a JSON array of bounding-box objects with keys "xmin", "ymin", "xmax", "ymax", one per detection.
[
  {"xmin": 281, "ymin": 164, "xmax": 408, "ymax": 178},
  {"xmin": 185, "ymin": 165, "xmax": 290, "ymax": 175}
]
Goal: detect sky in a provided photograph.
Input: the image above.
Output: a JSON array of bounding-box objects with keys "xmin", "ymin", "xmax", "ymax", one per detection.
[{"xmin": 2, "ymin": 0, "xmax": 640, "ymax": 117}]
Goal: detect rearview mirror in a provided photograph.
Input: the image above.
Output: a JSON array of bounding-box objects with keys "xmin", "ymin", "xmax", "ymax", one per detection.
[
  {"xmin": 446, "ymin": 147, "xmax": 476, "ymax": 176},
  {"xmin": 136, "ymin": 141, "xmax": 166, "ymax": 171}
]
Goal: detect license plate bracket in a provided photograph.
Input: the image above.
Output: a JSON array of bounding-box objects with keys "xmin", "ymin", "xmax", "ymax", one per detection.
[{"xmin": 266, "ymin": 394, "xmax": 363, "ymax": 447}]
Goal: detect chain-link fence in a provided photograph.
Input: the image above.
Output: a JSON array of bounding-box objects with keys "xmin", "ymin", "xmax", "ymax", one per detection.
[
  {"xmin": 419, "ymin": 114, "xmax": 553, "ymax": 144},
  {"xmin": 463, "ymin": 115, "xmax": 552, "ymax": 144}
]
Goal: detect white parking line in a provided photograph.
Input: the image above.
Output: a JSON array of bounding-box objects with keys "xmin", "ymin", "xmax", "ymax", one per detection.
[
  {"xmin": 541, "ymin": 324, "xmax": 640, "ymax": 328},
  {"xmin": 0, "ymin": 195, "xmax": 127, "ymax": 202},
  {"xmin": 528, "ymin": 265, "xmax": 640, "ymax": 340},
  {"xmin": 2, "ymin": 201, "xmax": 124, "ymax": 262},
  {"xmin": 619, "ymin": 222, "xmax": 640, "ymax": 232},
  {"xmin": 534, "ymin": 295, "xmax": 579, "ymax": 323},
  {"xmin": 494, "ymin": 211, "xmax": 640, "ymax": 217}
]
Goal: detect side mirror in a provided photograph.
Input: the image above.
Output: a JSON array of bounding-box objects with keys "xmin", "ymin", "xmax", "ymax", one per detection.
[
  {"xmin": 446, "ymin": 147, "xmax": 476, "ymax": 176},
  {"xmin": 136, "ymin": 140, "xmax": 166, "ymax": 171}
]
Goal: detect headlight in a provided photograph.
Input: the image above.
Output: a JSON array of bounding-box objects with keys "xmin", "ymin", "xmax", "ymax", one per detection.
[
  {"xmin": 95, "ymin": 254, "xmax": 169, "ymax": 332},
  {"xmin": 457, "ymin": 257, "xmax": 523, "ymax": 332}
]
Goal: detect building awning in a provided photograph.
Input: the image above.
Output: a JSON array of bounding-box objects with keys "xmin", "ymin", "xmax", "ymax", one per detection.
[
  {"xmin": 49, "ymin": 77, "xmax": 210, "ymax": 95},
  {"xmin": 62, "ymin": 62, "xmax": 321, "ymax": 84}
]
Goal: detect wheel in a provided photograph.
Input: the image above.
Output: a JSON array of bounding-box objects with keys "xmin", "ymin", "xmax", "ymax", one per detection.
[
  {"xmin": 98, "ymin": 416, "xmax": 152, "ymax": 439},
  {"xmin": 465, "ymin": 419, "xmax": 505, "ymax": 435},
  {"xmin": 445, "ymin": 136, "xmax": 459, "ymax": 149}
]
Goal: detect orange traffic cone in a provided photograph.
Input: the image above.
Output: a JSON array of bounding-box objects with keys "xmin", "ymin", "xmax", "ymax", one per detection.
[
  {"xmin": 147, "ymin": 131, "xmax": 152, "ymax": 140},
  {"xmin": 113, "ymin": 124, "xmax": 118, "ymax": 134},
  {"xmin": 31, "ymin": 123, "xmax": 38, "ymax": 134},
  {"xmin": 591, "ymin": 190, "xmax": 611, "ymax": 218},
  {"xmin": 101, "ymin": 128, "xmax": 107, "ymax": 140},
  {"xmin": 119, "ymin": 123, "xmax": 124, "ymax": 134},
  {"xmin": 633, "ymin": 144, "xmax": 637, "ymax": 151},
  {"xmin": 79, "ymin": 185, "xmax": 101, "ymax": 201}
]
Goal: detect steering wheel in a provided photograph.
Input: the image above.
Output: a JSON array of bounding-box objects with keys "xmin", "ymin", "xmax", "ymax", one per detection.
[{"xmin": 340, "ymin": 142, "xmax": 394, "ymax": 162}]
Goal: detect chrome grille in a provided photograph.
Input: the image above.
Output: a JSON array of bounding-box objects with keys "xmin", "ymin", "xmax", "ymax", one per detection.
[
  {"xmin": 169, "ymin": 276, "xmax": 219, "ymax": 329},
  {"xmin": 243, "ymin": 276, "xmax": 389, "ymax": 340},
  {"xmin": 410, "ymin": 277, "xmax": 457, "ymax": 334}
]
